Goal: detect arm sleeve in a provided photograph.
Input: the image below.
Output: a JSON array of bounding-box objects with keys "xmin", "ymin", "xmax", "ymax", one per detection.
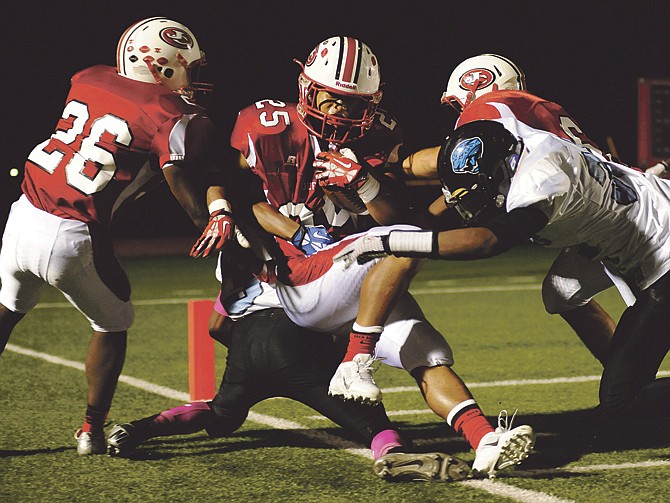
[{"xmin": 480, "ymin": 206, "xmax": 549, "ymax": 252}]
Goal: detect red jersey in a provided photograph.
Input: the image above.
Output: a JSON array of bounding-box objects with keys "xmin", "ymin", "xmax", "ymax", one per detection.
[
  {"xmin": 22, "ymin": 65, "xmax": 215, "ymax": 226},
  {"xmin": 230, "ymin": 99, "xmax": 402, "ymax": 245},
  {"xmin": 457, "ymin": 90, "xmax": 600, "ymax": 151}
]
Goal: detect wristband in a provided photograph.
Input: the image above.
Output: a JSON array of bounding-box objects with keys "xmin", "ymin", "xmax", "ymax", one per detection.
[
  {"xmin": 387, "ymin": 230, "xmax": 438, "ymax": 257},
  {"xmin": 208, "ymin": 198, "xmax": 232, "ymax": 215},
  {"xmin": 357, "ymin": 176, "xmax": 381, "ymax": 203}
]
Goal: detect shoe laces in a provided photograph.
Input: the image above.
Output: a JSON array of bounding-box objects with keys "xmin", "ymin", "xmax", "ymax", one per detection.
[
  {"xmin": 495, "ymin": 409, "xmax": 518, "ymax": 433},
  {"xmin": 353, "ymin": 355, "xmax": 380, "ymax": 383}
]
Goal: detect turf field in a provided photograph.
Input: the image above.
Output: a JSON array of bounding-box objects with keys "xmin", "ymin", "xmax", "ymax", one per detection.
[{"xmin": 1, "ymin": 244, "xmax": 669, "ymax": 502}]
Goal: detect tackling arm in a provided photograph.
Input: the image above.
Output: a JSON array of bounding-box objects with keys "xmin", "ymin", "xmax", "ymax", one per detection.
[
  {"xmin": 334, "ymin": 206, "xmax": 548, "ymax": 266},
  {"xmin": 401, "ymin": 146, "xmax": 441, "ymax": 179}
]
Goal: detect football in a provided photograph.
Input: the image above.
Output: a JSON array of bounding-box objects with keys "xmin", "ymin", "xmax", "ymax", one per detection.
[{"xmin": 322, "ymin": 184, "xmax": 368, "ymax": 214}]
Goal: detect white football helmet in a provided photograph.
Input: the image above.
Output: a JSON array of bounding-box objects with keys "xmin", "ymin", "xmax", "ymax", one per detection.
[
  {"xmin": 441, "ymin": 54, "xmax": 526, "ymax": 113},
  {"xmin": 116, "ymin": 17, "xmax": 212, "ymax": 100},
  {"xmin": 296, "ymin": 36, "xmax": 383, "ymax": 144}
]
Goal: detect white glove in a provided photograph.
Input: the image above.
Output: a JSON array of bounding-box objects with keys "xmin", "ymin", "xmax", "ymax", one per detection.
[{"xmin": 333, "ymin": 235, "xmax": 390, "ymax": 268}]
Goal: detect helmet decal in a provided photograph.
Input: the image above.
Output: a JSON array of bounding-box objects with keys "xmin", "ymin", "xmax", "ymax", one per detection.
[
  {"xmin": 335, "ymin": 37, "xmax": 362, "ymax": 86},
  {"xmin": 117, "ymin": 18, "xmax": 213, "ymax": 100},
  {"xmin": 305, "ymin": 47, "xmax": 318, "ymax": 66},
  {"xmin": 451, "ymin": 137, "xmax": 484, "ymax": 175},
  {"xmin": 159, "ymin": 27, "xmax": 194, "ymax": 50},
  {"xmin": 459, "ymin": 68, "xmax": 495, "ymax": 91},
  {"xmin": 442, "ymin": 54, "xmax": 526, "ymax": 112}
]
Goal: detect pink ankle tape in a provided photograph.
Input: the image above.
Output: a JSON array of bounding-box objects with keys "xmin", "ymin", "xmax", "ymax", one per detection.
[{"xmin": 370, "ymin": 429, "xmax": 406, "ymax": 460}]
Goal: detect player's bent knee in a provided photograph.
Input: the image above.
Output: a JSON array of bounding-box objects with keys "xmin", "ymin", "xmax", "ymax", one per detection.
[
  {"xmin": 205, "ymin": 406, "xmax": 249, "ymax": 437},
  {"xmin": 87, "ymin": 301, "xmax": 134, "ymax": 333},
  {"xmin": 398, "ymin": 323, "xmax": 454, "ymax": 372},
  {"xmin": 542, "ymin": 275, "xmax": 590, "ymax": 314}
]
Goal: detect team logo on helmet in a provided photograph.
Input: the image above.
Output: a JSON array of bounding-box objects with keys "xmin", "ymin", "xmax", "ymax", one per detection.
[
  {"xmin": 305, "ymin": 47, "xmax": 319, "ymax": 66},
  {"xmin": 451, "ymin": 137, "xmax": 484, "ymax": 174},
  {"xmin": 159, "ymin": 27, "xmax": 193, "ymax": 49},
  {"xmin": 459, "ymin": 68, "xmax": 495, "ymax": 90}
]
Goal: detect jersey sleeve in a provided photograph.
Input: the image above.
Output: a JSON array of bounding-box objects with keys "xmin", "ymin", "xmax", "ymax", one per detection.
[
  {"xmin": 506, "ymin": 155, "xmax": 571, "ymax": 217},
  {"xmin": 230, "ymin": 106, "xmax": 258, "ymax": 158},
  {"xmin": 152, "ymin": 113, "xmax": 218, "ymax": 169}
]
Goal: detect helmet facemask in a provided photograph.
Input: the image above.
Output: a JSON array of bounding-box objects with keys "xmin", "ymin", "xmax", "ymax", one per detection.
[
  {"xmin": 444, "ymin": 169, "xmax": 510, "ymax": 226},
  {"xmin": 297, "ymin": 73, "xmax": 381, "ymax": 144}
]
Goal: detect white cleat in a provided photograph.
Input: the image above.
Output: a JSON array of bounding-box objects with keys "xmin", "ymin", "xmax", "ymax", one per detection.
[
  {"xmin": 472, "ymin": 410, "xmax": 535, "ymax": 478},
  {"xmin": 74, "ymin": 428, "xmax": 106, "ymax": 455},
  {"xmin": 328, "ymin": 353, "xmax": 382, "ymax": 405}
]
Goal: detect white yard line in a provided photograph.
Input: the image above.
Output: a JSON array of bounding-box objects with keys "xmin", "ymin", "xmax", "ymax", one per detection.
[
  {"xmin": 409, "ymin": 284, "xmax": 541, "ymax": 295},
  {"xmin": 381, "ymin": 371, "xmax": 670, "ymax": 394},
  {"xmin": 461, "ymin": 479, "xmax": 574, "ymax": 503},
  {"xmin": 8, "ymin": 343, "xmax": 670, "ymax": 502},
  {"xmin": 31, "ymin": 282, "xmax": 544, "ymax": 311}
]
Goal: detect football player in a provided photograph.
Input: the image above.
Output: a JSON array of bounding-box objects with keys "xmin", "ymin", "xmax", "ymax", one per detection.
[
  {"xmin": 107, "ymin": 248, "xmax": 471, "ymax": 483},
  {"xmin": 399, "ymin": 53, "xmax": 662, "ymax": 365},
  {"xmin": 0, "ymin": 18, "xmax": 233, "ymax": 455},
  {"xmin": 218, "ymin": 38, "xmax": 534, "ymax": 478},
  {"xmin": 335, "ymin": 119, "xmax": 670, "ymax": 420}
]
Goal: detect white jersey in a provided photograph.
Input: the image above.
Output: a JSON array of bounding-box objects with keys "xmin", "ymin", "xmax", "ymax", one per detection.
[{"xmin": 498, "ymin": 117, "xmax": 670, "ymax": 290}]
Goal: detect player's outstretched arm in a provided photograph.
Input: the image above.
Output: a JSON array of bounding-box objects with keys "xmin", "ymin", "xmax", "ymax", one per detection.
[{"xmin": 334, "ymin": 227, "xmax": 501, "ymax": 267}]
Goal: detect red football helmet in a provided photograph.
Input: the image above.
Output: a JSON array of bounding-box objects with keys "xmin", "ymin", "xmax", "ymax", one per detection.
[{"xmin": 296, "ymin": 36, "xmax": 382, "ymax": 145}]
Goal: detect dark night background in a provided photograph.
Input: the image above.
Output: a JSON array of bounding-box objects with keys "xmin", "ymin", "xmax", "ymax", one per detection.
[{"xmin": 3, "ymin": 1, "xmax": 668, "ymax": 241}]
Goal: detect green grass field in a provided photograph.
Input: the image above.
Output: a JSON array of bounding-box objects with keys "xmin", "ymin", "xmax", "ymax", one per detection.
[{"xmin": 2, "ymin": 244, "xmax": 669, "ymax": 502}]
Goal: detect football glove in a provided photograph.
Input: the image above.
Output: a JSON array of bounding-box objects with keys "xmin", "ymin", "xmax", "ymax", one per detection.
[
  {"xmin": 291, "ymin": 225, "xmax": 334, "ymax": 255},
  {"xmin": 314, "ymin": 149, "xmax": 367, "ymax": 190},
  {"xmin": 333, "ymin": 234, "xmax": 391, "ymax": 267},
  {"xmin": 190, "ymin": 209, "xmax": 235, "ymax": 258}
]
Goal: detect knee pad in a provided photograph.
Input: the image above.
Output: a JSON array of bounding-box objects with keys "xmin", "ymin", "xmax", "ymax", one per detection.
[{"xmin": 542, "ymin": 273, "xmax": 591, "ymax": 314}]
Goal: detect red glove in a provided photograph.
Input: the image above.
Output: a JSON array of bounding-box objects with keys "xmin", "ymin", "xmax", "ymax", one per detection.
[
  {"xmin": 190, "ymin": 209, "xmax": 235, "ymax": 258},
  {"xmin": 314, "ymin": 149, "xmax": 367, "ymax": 189}
]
